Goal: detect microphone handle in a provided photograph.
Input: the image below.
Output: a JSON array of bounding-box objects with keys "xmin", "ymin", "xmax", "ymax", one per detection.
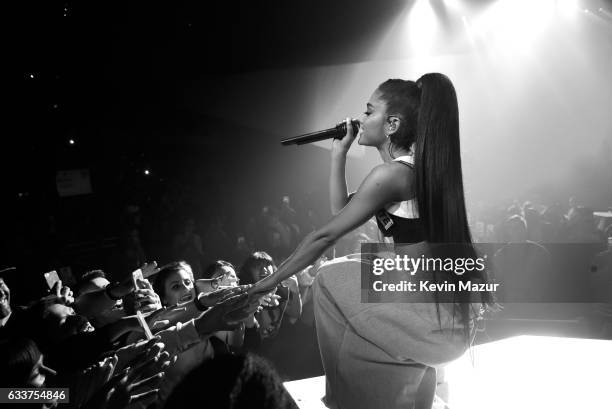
[{"xmin": 281, "ymin": 120, "xmax": 360, "ymax": 146}]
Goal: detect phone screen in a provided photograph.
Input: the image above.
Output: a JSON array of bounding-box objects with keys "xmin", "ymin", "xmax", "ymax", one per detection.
[
  {"xmin": 44, "ymin": 271, "xmax": 60, "ymax": 289},
  {"xmin": 132, "ymin": 269, "xmax": 144, "ymax": 289}
]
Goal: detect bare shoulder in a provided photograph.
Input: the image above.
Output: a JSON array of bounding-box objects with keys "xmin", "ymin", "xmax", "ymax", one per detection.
[{"xmin": 362, "ymin": 163, "xmax": 413, "ymax": 198}]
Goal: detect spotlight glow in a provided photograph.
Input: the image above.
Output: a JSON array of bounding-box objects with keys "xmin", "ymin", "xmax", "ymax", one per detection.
[
  {"xmin": 471, "ymin": 0, "xmax": 554, "ymax": 54},
  {"xmin": 407, "ymin": 0, "xmax": 439, "ymax": 56},
  {"xmin": 556, "ymin": 0, "xmax": 579, "ymax": 18}
]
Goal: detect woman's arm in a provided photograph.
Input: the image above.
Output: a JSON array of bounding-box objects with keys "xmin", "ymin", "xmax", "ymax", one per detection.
[
  {"xmin": 330, "ymin": 150, "xmax": 349, "ymax": 215},
  {"xmin": 252, "ymin": 164, "xmax": 408, "ymax": 294}
]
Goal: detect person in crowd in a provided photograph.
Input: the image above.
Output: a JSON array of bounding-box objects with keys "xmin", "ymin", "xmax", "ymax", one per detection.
[
  {"xmin": 493, "ymin": 215, "xmax": 552, "ymax": 318},
  {"xmin": 567, "ymin": 206, "xmax": 605, "ymax": 244},
  {"xmin": 248, "ymin": 73, "xmax": 495, "ymax": 408},
  {"xmin": 240, "ymin": 252, "xmax": 301, "ymax": 343},
  {"xmin": 1, "ymin": 272, "xmax": 73, "ymax": 340},
  {"xmin": 0, "ymin": 273, "xmax": 15, "ymax": 335},
  {"xmin": 73, "ymin": 264, "xmax": 159, "ymax": 328},
  {"xmin": 202, "ymin": 260, "xmax": 245, "ymax": 351},
  {"xmin": 204, "ymin": 260, "xmax": 240, "ymax": 287},
  {"xmin": 0, "ymin": 337, "xmax": 56, "ymax": 388},
  {"xmin": 74, "ymin": 270, "xmax": 110, "ymax": 297},
  {"xmin": 165, "ymin": 353, "xmax": 298, "ymax": 409},
  {"xmin": 151, "ymin": 261, "xmax": 244, "ymax": 406},
  {"xmin": 0, "ymin": 337, "xmax": 58, "ymax": 409}
]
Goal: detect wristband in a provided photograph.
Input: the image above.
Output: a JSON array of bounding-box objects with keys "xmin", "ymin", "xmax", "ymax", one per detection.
[{"xmin": 105, "ymin": 284, "xmax": 122, "ymax": 301}]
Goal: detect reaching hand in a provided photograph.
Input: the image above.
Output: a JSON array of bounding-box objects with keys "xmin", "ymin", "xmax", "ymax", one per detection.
[
  {"xmin": 247, "ymin": 275, "xmax": 278, "ymax": 301},
  {"xmin": 196, "ymin": 286, "xmax": 245, "ymax": 309},
  {"xmin": 259, "ymin": 293, "xmax": 281, "ymax": 308},
  {"xmin": 81, "ymin": 338, "xmax": 174, "ymax": 409},
  {"xmin": 114, "ymin": 337, "xmax": 161, "ymax": 373},
  {"xmin": 36, "ymin": 280, "xmax": 74, "ymax": 307},
  {"xmin": 194, "ymin": 293, "xmax": 259, "ymax": 334},
  {"xmin": 140, "ymin": 262, "xmax": 160, "ymax": 279}
]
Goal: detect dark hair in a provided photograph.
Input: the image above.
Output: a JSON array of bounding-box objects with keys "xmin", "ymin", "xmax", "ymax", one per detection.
[
  {"xmin": 378, "ymin": 73, "xmax": 495, "ymax": 339},
  {"xmin": 0, "ymin": 338, "xmax": 42, "ymax": 387},
  {"xmin": 378, "ymin": 74, "xmax": 473, "ymax": 243},
  {"xmin": 165, "ymin": 353, "xmax": 297, "ymax": 409},
  {"xmin": 377, "ymin": 79, "xmax": 421, "ymax": 153},
  {"xmin": 203, "ymin": 260, "xmax": 236, "ymax": 280},
  {"xmin": 239, "ymin": 252, "xmax": 276, "ymax": 285},
  {"xmin": 152, "ymin": 261, "xmax": 193, "ymax": 304}
]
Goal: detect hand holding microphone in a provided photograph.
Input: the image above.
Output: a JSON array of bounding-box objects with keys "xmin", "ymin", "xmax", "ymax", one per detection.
[
  {"xmin": 332, "ymin": 117, "xmax": 359, "ymax": 155},
  {"xmin": 281, "ymin": 118, "xmax": 360, "ymax": 146}
]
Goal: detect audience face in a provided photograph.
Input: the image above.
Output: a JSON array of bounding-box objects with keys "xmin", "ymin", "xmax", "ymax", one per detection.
[
  {"xmin": 252, "ymin": 264, "xmax": 275, "ymax": 283},
  {"xmin": 0, "ymin": 278, "xmax": 11, "ymax": 320},
  {"xmin": 213, "ymin": 266, "xmax": 239, "ymax": 287},
  {"xmin": 161, "ymin": 268, "xmax": 195, "ymax": 305}
]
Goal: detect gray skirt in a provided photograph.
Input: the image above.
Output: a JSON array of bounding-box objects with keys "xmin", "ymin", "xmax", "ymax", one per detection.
[{"xmin": 313, "ymin": 249, "xmax": 471, "ymax": 409}]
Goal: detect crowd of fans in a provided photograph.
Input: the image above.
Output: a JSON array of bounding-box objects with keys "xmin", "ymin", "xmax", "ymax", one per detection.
[
  {"xmin": 0, "ymin": 249, "xmax": 320, "ymax": 408},
  {"xmin": 1, "ymin": 189, "xmax": 611, "ymax": 408}
]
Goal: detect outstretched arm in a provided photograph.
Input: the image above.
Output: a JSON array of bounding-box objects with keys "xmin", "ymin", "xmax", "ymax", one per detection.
[{"xmin": 250, "ymin": 164, "xmax": 407, "ymax": 295}]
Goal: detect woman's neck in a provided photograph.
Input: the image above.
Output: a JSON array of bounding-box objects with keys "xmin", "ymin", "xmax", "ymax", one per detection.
[{"xmin": 377, "ymin": 140, "xmax": 412, "ymax": 163}]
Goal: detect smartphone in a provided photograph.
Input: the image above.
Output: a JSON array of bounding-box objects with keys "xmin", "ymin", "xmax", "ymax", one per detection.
[
  {"xmin": 132, "ymin": 269, "xmax": 144, "ymax": 289},
  {"xmin": 44, "ymin": 270, "xmax": 60, "ymax": 290}
]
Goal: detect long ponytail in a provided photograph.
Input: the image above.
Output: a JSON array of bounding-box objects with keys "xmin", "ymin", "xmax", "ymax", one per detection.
[
  {"xmin": 413, "ymin": 74, "xmax": 496, "ymax": 342},
  {"xmin": 414, "ymin": 73, "xmax": 472, "ymax": 244}
]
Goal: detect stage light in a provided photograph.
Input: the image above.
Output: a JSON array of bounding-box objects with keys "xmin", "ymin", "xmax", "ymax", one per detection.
[
  {"xmin": 471, "ymin": 0, "xmax": 554, "ymax": 54},
  {"xmin": 68, "ymin": 139, "xmax": 75, "ymax": 145},
  {"xmin": 144, "ymin": 169, "xmax": 150, "ymax": 175},
  {"xmin": 556, "ymin": 0, "xmax": 578, "ymax": 18},
  {"xmin": 407, "ymin": 0, "xmax": 439, "ymax": 56}
]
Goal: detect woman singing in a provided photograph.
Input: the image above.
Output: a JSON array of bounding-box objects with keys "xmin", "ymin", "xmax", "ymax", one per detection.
[{"xmin": 250, "ymin": 73, "xmax": 493, "ymax": 409}]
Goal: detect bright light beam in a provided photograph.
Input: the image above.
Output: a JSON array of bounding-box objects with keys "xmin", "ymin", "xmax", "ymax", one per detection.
[{"xmin": 408, "ymin": 0, "xmax": 439, "ymax": 56}]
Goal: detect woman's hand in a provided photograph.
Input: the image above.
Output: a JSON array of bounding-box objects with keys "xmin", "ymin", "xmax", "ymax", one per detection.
[
  {"xmin": 140, "ymin": 262, "xmax": 160, "ymax": 279},
  {"xmin": 259, "ymin": 293, "xmax": 281, "ymax": 308},
  {"xmin": 331, "ymin": 117, "xmax": 358, "ymax": 155},
  {"xmin": 196, "ymin": 286, "xmax": 245, "ymax": 309},
  {"xmin": 247, "ymin": 274, "xmax": 279, "ymax": 301},
  {"xmin": 194, "ymin": 293, "xmax": 259, "ymax": 335}
]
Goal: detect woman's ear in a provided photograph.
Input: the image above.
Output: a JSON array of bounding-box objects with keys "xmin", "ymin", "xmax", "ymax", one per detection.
[{"xmin": 387, "ymin": 116, "xmax": 401, "ymax": 136}]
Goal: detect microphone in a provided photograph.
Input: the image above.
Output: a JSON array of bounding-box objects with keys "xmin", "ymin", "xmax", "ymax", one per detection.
[{"xmin": 281, "ymin": 120, "xmax": 360, "ymax": 146}]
